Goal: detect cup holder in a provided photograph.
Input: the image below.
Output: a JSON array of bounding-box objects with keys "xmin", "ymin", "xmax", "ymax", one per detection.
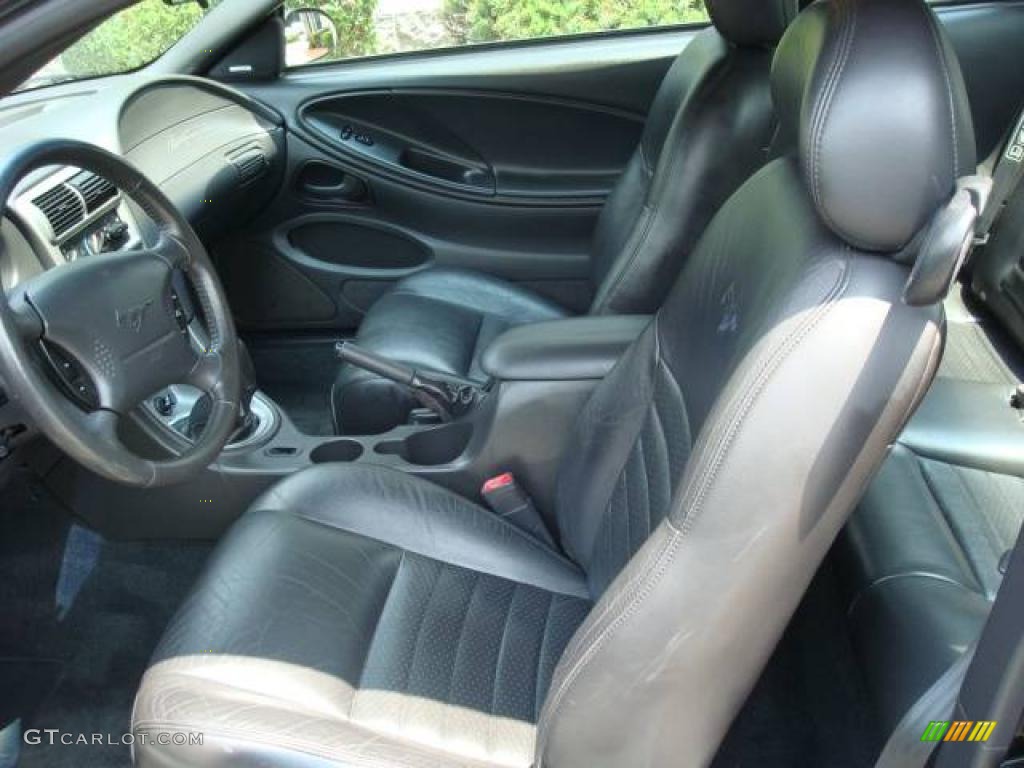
[
  {"xmin": 310, "ymin": 439, "xmax": 364, "ymax": 463},
  {"xmin": 375, "ymin": 422, "xmax": 472, "ymax": 467}
]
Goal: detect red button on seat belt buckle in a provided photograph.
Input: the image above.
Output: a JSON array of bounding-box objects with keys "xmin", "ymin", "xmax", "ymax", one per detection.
[
  {"xmin": 481, "ymin": 472, "xmax": 557, "ymax": 547},
  {"xmin": 482, "ymin": 472, "xmax": 515, "ymax": 494},
  {"xmin": 481, "ymin": 472, "xmax": 533, "ymax": 521}
]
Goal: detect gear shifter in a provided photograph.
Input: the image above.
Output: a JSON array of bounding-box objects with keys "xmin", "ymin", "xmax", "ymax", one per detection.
[
  {"xmin": 235, "ymin": 339, "xmax": 259, "ymax": 438},
  {"xmin": 185, "ymin": 340, "xmax": 260, "ymax": 441}
]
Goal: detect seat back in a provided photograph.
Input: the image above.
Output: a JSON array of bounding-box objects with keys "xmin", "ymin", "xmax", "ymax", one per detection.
[
  {"xmin": 542, "ymin": 0, "xmax": 978, "ymax": 763},
  {"xmin": 587, "ymin": 0, "xmax": 798, "ymax": 315}
]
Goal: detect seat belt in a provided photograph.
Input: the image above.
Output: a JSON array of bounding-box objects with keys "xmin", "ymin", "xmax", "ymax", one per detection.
[
  {"xmin": 875, "ymin": 523, "xmax": 1024, "ymax": 768},
  {"xmin": 975, "ymin": 105, "xmax": 1024, "ymax": 244}
]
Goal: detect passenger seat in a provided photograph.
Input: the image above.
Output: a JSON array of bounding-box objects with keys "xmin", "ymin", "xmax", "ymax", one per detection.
[
  {"xmin": 837, "ymin": 185, "xmax": 1024, "ymax": 733},
  {"xmin": 332, "ymin": 0, "xmax": 798, "ymax": 434}
]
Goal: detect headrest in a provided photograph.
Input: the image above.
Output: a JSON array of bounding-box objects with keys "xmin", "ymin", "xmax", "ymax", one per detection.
[
  {"xmin": 771, "ymin": 0, "xmax": 976, "ymax": 253},
  {"xmin": 707, "ymin": 0, "xmax": 799, "ymax": 47}
]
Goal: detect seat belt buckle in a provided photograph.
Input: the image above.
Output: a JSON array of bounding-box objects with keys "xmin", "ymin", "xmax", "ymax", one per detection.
[{"xmin": 482, "ymin": 472, "xmax": 530, "ymax": 515}]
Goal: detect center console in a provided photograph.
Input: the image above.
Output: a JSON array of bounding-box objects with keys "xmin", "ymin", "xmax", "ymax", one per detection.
[{"xmin": 48, "ymin": 315, "xmax": 651, "ymax": 539}]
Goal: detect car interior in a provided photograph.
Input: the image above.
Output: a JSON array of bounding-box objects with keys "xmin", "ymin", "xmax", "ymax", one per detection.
[{"xmin": 0, "ymin": 0, "xmax": 1022, "ymax": 765}]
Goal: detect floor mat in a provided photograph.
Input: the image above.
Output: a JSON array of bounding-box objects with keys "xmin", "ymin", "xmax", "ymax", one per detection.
[
  {"xmin": 0, "ymin": 470, "xmax": 210, "ymax": 768},
  {"xmin": 712, "ymin": 563, "xmax": 882, "ymax": 768},
  {"xmin": 245, "ymin": 334, "xmax": 341, "ymax": 436}
]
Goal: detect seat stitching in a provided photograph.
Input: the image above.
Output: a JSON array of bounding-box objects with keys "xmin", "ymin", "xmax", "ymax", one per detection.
[
  {"xmin": 622, "ymin": 454, "xmax": 632, "ymax": 559},
  {"xmin": 810, "ymin": 0, "xmax": 852, "ymax": 207},
  {"xmin": 810, "ymin": 0, "xmax": 857, "ymax": 235},
  {"xmin": 913, "ymin": 458, "xmax": 987, "ymax": 593},
  {"xmin": 539, "ymin": 261, "xmax": 851, "ymax": 754},
  {"xmin": 636, "ymin": 424, "xmax": 651, "ymax": 543},
  {"xmin": 487, "ymin": 584, "xmax": 517, "ymax": 754},
  {"xmin": 352, "ymin": 549, "xmax": 407, "ymax": 719},
  {"xmin": 682, "ymin": 257, "xmax": 851, "ymax": 530},
  {"xmin": 923, "ymin": 3, "xmax": 958, "ymax": 178},
  {"xmin": 398, "ymin": 561, "xmax": 444, "ymax": 733},
  {"xmin": 533, "ymin": 592, "xmax": 558, "ymax": 721},
  {"xmin": 441, "ymin": 569, "xmax": 479, "ymax": 743}
]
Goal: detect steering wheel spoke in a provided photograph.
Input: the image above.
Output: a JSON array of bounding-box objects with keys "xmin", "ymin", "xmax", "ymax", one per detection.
[
  {"xmin": 7, "ymin": 294, "xmax": 44, "ymax": 341},
  {"xmin": 187, "ymin": 347, "xmax": 226, "ymax": 394},
  {"xmin": 147, "ymin": 231, "xmax": 191, "ymax": 270},
  {"xmin": 83, "ymin": 408, "xmax": 123, "ymax": 448}
]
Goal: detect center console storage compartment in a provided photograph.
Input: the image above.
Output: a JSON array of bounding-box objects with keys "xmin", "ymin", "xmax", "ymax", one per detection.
[{"xmin": 374, "ymin": 422, "xmax": 472, "ymax": 466}]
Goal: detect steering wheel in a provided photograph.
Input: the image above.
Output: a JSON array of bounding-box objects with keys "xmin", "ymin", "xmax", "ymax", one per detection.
[{"xmin": 0, "ymin": 140, "xmax": 241, "ymax": 487}]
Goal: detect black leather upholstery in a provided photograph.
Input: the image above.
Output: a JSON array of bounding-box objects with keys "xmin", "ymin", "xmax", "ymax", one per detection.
[
  {"xmin": 135, "ymin": 0, "xmax": 968, "ymax": 763},
  {"xmin": 332, "ymin": 0, "xmax": 795, "ymax": 434},
  {"xmin": 839, "ymin": 444, "xmax": 1023, "ymax": 732},
  {"xmin": 480, "ymin": 315, "xmax": 650, "ymax": 381},
  {"xmin": 334, "ymin": 267, "xmax": 568, "ymax": 433},
  {"xmin": 771, "ymin": 0, "xmax": 976, "ymax": 251},
  {"xmin": 837, "ymin": 300, "xmax": 1024, "ymax": 733},
  {"xmin": 137, "ymin": 465, "xmax": 591, "ymax": 767}
]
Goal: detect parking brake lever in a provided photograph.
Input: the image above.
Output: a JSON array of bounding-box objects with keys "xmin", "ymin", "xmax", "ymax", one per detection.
[{"xmin": 335, "ymin": 342, "xmax": 482, "ymax": 422}]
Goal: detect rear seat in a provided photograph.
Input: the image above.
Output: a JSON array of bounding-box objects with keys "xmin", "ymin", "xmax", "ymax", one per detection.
[{"xmin": 837, "ymin": 231, "xmax": 1024, "ymax": 730}]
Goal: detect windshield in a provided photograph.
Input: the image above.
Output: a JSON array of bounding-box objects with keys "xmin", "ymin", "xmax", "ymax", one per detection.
[{"xmin": 15, "ymin": 0, "xmax": 220, "ymax": 94}]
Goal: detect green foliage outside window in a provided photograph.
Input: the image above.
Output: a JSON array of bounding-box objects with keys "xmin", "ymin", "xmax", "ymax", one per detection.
[
  {"xmin": 30, "ymin": 0, "xmax": 708, "ymax": 89},
  {"xmin": 444, "ymin": 0, "xmax": 708, "ymax": 45},
  {"xmin": 298, "ymin": 0, "xmax": 707, "ymax": 65},
  {"xmin": 302, "ymin": 0, "xmax": 379, "ymax": 58},
  {"xmin": 60, "ymin": 0, "xmax": 220, "ymax": 78}
]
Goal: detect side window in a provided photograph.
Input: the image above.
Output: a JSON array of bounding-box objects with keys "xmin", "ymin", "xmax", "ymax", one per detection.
[{"xmin": 285, "ymin": 0, "xmax": 709, "ymax": 68}]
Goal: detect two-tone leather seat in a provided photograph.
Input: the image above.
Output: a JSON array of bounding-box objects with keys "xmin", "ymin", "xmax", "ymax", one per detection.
[
  {"xmin": 332, "ymin": 0, "xmax": 797, "ymax": 434},
  {"xmin": 132, "ymin": 0, "xmax": 975, "ymax": 764}
]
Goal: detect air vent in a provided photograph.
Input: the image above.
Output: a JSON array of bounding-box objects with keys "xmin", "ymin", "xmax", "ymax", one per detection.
[
  {"xmin": 69, "ymin": 171, "xmax": 117, "ymax": 213},
  {"xmin": 31, "ymin": 184, "xmax": 85, "ymax": 238},
  {"xmin": 230, "ymin": 148, "xmax": 268, "ymax": 184}
]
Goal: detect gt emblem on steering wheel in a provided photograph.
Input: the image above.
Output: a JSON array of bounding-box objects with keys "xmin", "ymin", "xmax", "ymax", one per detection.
[{"xmin": 115, "ymin": 300, "xmax": 153, "ymax": 333}]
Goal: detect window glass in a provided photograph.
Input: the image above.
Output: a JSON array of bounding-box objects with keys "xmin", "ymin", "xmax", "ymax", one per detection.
[
  {"xmin": 16, "ymin": 0, "xmax": 221, "ymax": 94},
  {"xmin": 286, "ymin": 0, "xmax": 709, "ymax": 67}
]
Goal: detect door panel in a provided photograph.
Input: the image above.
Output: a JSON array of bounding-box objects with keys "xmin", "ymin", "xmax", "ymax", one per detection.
[
  {"xmin": 300, "ymin": 90, "xmax": 643, "ymax": 199},
  {"xmin": 218, "ymin": 29, "xmax": 697, "ymax": 332},
  {"xmin": 214, "ymin": 3, "xmax": 1024, "ymax": 334}
]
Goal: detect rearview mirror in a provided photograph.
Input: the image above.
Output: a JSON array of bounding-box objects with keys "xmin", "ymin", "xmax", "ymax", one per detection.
[{"xmin": 284, "ymin": 8, "xmax": 339, "ymax": 67}]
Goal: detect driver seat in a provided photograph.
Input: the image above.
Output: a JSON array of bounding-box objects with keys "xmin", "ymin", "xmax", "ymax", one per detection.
[{"xmin": 132, "ymin": 0, "xmax": 975, "ymax": 764}]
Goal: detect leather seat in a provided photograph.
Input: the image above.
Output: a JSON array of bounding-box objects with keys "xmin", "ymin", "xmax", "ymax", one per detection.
[
  {"xmin": 837, "ymin": 301, "xmax": 1024, "ymax": 732},
  {"xmin": 133, "ymin": 0, "xmax": 974, "ymax": 764},
  {"xmin": 333, "ymin": 0, "xmax": 797, "ymax": 434}
]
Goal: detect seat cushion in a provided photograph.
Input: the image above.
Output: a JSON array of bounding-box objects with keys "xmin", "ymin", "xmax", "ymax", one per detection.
[
  {"xmin": 333, "ymin": 268, "xmax": 569, "ymax": 434},
  {"xmin": 133, "ymin": 465, "xmax": 590, "ymax": 768}
]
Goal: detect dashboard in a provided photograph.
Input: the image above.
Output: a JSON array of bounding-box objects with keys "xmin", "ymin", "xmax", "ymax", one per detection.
[
  {"xmin": 0, "ymin": 75, "xmax": 285, "ymax": 292},
  {"xmin": 0, "ymin": 75, "xmax": 286, "ymax": 441}
]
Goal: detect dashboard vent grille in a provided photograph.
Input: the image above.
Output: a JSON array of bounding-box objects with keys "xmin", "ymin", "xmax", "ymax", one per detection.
[
  {"xmin": 69, "ymin": 171, "xmax": 117, "ymax": 213},
  {"xmin": 31, "ymin": 184, "xmax": 85, "ymax": 238},
  {"xmin": 230, "ymin": 147, "xmax": 268, "ymax": 184}
]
